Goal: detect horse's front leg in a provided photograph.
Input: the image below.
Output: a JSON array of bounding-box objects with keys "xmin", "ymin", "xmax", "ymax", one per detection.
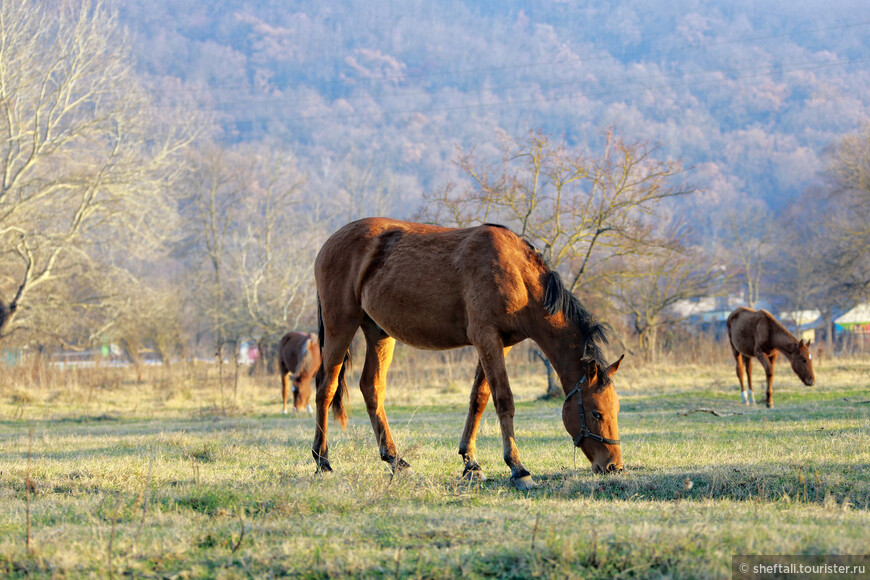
[
  {"xmin": 754, "ymin": 349, "xmax": 776, "ymax": 408},
  {"xmin": 472, "ymin": 334, "xmax": 533, "ymax": 490},
  {"xmin": 458, "ymin": 347, "xmax": 512, "ymax": 482},
  {"xmin": 764, "ymin": 350, "xmax": 778, "ymax": 408}
]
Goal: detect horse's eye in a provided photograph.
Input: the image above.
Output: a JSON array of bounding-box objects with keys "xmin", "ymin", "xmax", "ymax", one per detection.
[{"xmin": 592, "ymin": 411, "xmax": 603, "ymax": 420}]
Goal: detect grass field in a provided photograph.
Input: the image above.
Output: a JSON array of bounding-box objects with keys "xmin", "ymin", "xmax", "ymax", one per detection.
[{"xmin": 0, "ymin": 350, "xmax": 868, "ymax": 578}]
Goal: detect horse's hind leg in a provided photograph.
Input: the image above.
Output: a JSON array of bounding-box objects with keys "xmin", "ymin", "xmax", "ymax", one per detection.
[
  {"xmin": 459, "ymin": 361, "xmax": 491, "ymax": 481},
  {"xmin": 359, "ymin": 317, "xmax": 409, "ymax": 474},
  {"xmin": 733, "ymin": 351, "xmax": 747, "ymax": 404},
  {"xmin": 743, "ymin": 355, "xmax": 756, "ymax": 405},
  {"xmin": 280, "ymin": 358, "xmax": 291, "ymax": 414},
  {"xmin": 312, "ymin": 319, "xmax": 360, "ymax": 473}
]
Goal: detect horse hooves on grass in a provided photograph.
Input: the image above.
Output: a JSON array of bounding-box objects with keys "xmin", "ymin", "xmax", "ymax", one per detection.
[
  {"xmin": 390, "ymin": 458, "xmax": 414, "ymax": 475},
  {"xmin": 315, "ymin": 461, "xmax": 333, "ymax": 475},
  {"xmin": 392, "ymin": 465, "xmax": 416, "ymax": 477},
  {"xmin": 511, "ymin": 475, "xmax": 536, "ymax": 491},
  {"xmin": 462, "ymin": 468, "xmax": 487, "ymax": 482}
]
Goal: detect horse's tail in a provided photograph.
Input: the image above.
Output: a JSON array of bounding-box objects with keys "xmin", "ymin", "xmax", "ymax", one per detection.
[{"xmin": 316, "ymin": 293, "xmax": 351, "ymax": 429}]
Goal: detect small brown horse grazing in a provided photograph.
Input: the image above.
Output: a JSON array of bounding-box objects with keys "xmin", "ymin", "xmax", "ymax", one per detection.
[
  {"xmin": 313, "ymin": 217, "xmax": 624, "ymax": 489},
  {"xmin": 727, "ymin": 307, "xmax": 815, "ymax": 408},
  {"xmin": 278, "ymin": 332, "xmax": 320, "ymax": 414}
]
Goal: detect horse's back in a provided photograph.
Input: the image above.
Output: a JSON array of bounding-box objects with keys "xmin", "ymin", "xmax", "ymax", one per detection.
[
  {"xmin": 727, "ymin": 307, "xmax": 776, "ymax": 354},
  {"xmin": 279, "ymin": 332, "xmax": 317, "ymax": 374},
  {"xmin": 316, "ymin": 218, "xmax": 545, "ymax": 349}
]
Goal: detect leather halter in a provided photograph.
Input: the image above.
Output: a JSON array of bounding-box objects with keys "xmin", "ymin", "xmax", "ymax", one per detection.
[{"xmin": 565, "ymin": 376, "xmax": 620, "ymax": 447}]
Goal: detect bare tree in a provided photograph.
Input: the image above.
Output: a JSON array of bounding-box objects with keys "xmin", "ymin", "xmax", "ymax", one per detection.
[
  {"xmin": 229, "ymin": 145, "xmax": 321, "ymax": 361},
  {"xmin": 334, "ymin": 151, "xmax": 398, "ymax": 222},
  {"xmin": 178, "ymin": 144, "xmax": 250, "ymax": 363},
  {"xmin": 0, "ymin": 0, "xmax": 197, "ymax": 341},
  {"xmin": 824, "ymin": 122, "xmax": 870, "ymax": 300},
  {"xmin": 418, "ymin": 128, "xmax": 695, "ymax": 394},
  {"xmin": 608, "ymin": 242, "xmax": 724, "ymax": 359},
  {"xmin": 716, "ymin": 200, "xmax": 774, "ymax": 308},
  {"xmin": 418, "ymin": 128, "xmax": 695, "ymax": 293}
]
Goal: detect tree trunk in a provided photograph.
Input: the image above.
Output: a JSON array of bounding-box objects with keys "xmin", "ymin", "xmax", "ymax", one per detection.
[{"xmin": 532, "ymin": 349, "xmax": 562, "ymax": 400}]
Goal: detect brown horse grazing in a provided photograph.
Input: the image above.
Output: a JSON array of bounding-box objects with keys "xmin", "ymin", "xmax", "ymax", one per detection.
[
  {"xmin": 726, "ymin": 307, "xmax": 814, "ymax": 408},
  {"xmin": 278, "ymin": 331, "xmax": 320, "ymax": 414},
  {"xmin": 312, "ymin": 217, "xmax": 624, "ymax": 490}
]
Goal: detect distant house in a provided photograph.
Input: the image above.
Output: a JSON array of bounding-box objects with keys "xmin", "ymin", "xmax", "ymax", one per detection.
[
  {"xmin": 779, "ymin": 309, "xmax": 821, "ymax": 342},
  {"xmin": 793, "ymin": 303, "xmax": 870, "ymax": 349},
  {"xmin": 835, "ymin": 303, "xmax": 870, "ymax": 335},
  {"xmin": 670, "ymin": 294, "xmax": 767, "ymax": 338}
]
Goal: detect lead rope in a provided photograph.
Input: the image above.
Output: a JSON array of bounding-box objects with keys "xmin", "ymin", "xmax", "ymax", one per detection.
[{"xmin": 569, "ymin": 376, "xmax": 585, "ymax": 472}]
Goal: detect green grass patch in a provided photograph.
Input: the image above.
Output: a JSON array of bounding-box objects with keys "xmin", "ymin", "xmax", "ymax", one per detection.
[{"xmin": 0, "ymin": 358, "xmax": 867, "ymax": 577}]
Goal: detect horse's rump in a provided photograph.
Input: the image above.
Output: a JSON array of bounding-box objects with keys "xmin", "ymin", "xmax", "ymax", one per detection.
[{"xmin": 279, "ymin": 332, "xmax": 319, "ymax": 376}]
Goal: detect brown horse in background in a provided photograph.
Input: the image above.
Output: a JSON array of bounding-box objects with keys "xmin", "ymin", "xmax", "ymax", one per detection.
[
  {"xmin": 313, "ymin": 217, "xmax": 624, "ymax": 490},
  {"xmin": 278, "ymin": 331, "xmax": 320, "ymax": 414},
  {"xmin": 727, "ymin": 307, "xmax": 814, "ymax": 408}
]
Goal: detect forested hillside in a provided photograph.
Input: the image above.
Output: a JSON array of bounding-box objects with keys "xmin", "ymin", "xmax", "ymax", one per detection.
[
  {"xmin": 1, "ymin": 0, "xmax": 867, "ymax": 360},
  {"xmin": 120, "ymin": 0, "xmax": 870, "ymax": 214}
]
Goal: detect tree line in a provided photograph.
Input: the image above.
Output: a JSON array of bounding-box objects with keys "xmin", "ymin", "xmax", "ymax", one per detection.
[{"xmin": 0, "ymin": 1, "xmax": 867, "ymax": 369}]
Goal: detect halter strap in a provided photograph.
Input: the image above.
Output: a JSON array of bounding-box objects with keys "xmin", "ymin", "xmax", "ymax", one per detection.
[{"xmin": 566, "ymin": 376, "xmax": 620, "ymax": 447}]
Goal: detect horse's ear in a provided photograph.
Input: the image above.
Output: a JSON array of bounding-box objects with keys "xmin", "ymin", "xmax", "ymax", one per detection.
[
  {"xmin": 606, "ymin": 354, "xmax": 625, "ymax": 378},
  {"xmin": 585, "ymin": 358, "xmax": 599, "ymax": 381},
  {"xmin": 807, "ymin": 339, "xmax": 812, "ymax": 347}
]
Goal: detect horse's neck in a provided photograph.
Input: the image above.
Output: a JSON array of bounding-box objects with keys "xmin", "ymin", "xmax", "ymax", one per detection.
[
  {"xmin": 771, "ymin": 323, "xmax": 798, "ymax": 356},
  {"xmin": 530, "ymin": 324, "xmax": 583, "ymax": 394}
]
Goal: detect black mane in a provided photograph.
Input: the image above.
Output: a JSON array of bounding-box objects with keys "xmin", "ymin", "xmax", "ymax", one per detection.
[
  {"xmin": 482, "ymin": 222, "xmax": 611, "ymax": 385},
  {"xmin": 543, "ymin": 270, "xmax": 611, "ymax": 385}
]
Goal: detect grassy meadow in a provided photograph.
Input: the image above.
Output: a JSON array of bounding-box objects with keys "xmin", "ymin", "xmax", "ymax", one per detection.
[{"xmin": 0, "ymin": 345, "xmax": 869, "ymax": 578}]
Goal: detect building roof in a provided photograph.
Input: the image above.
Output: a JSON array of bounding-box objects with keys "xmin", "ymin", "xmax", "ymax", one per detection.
[{"xmin": 836, "ymin": 303, "xmax": 870, "ymax": 324}]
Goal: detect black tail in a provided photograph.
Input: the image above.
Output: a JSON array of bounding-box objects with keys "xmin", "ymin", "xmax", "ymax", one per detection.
[{"xmin": 316, "ymin": 293, "xmax": 351, "ymax": 429}]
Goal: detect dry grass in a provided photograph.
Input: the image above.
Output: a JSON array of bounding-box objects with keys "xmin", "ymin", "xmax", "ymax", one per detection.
[{"xmin": 0, "ymin": 349, "xmax": 868, "ymax": 578}]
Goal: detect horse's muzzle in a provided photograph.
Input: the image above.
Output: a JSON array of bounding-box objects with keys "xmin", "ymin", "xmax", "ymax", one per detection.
[{"xmin": 594, "ymin": 463, "xmax": 623, "ymax": 474}]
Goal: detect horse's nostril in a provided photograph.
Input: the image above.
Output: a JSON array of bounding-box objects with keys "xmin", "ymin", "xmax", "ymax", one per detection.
[{"xmin": 606, "ymin": 463, "xmax": 622, "ymax": 473}]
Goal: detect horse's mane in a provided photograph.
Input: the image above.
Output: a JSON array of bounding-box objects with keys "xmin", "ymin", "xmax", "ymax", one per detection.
[
  {"xmin": 544, "ymin": 270, "xmax": 612, "ymax": 387},
  {"xmin": 482, "ymin": 223, "xmax": 611, "ymax": 386},
  {"xmin": 759, "ymin": 309, "xmax": 800, "ymax": 343}
]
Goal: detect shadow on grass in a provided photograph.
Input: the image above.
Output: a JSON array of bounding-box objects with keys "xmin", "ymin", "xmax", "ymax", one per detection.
[{"xmin": 523, "ymin": 461, "xmax": 870, "ymax": 508}]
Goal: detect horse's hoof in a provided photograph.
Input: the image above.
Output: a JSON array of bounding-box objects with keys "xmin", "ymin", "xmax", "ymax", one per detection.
[
  {"xmin": 315, "ymin": 460, "xmax": 333, "ymax": 474},
  {"xmin": 462, "ymin": 468, "xmax": 487, "ymax": 482},
  {"xmin": 282, "ymin": 409, "xmax": 287, "ymax": 415},
  {"xmin": 394, "ymin": 464, "xmax": 416, "ymax": 476},
  {"xmin": 386, "ymin": 458, "xmax": 414, "ymax": 477},
  {"xmin": 511, "ymin": 474, "xmax": 536, "ymax": 491}
]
